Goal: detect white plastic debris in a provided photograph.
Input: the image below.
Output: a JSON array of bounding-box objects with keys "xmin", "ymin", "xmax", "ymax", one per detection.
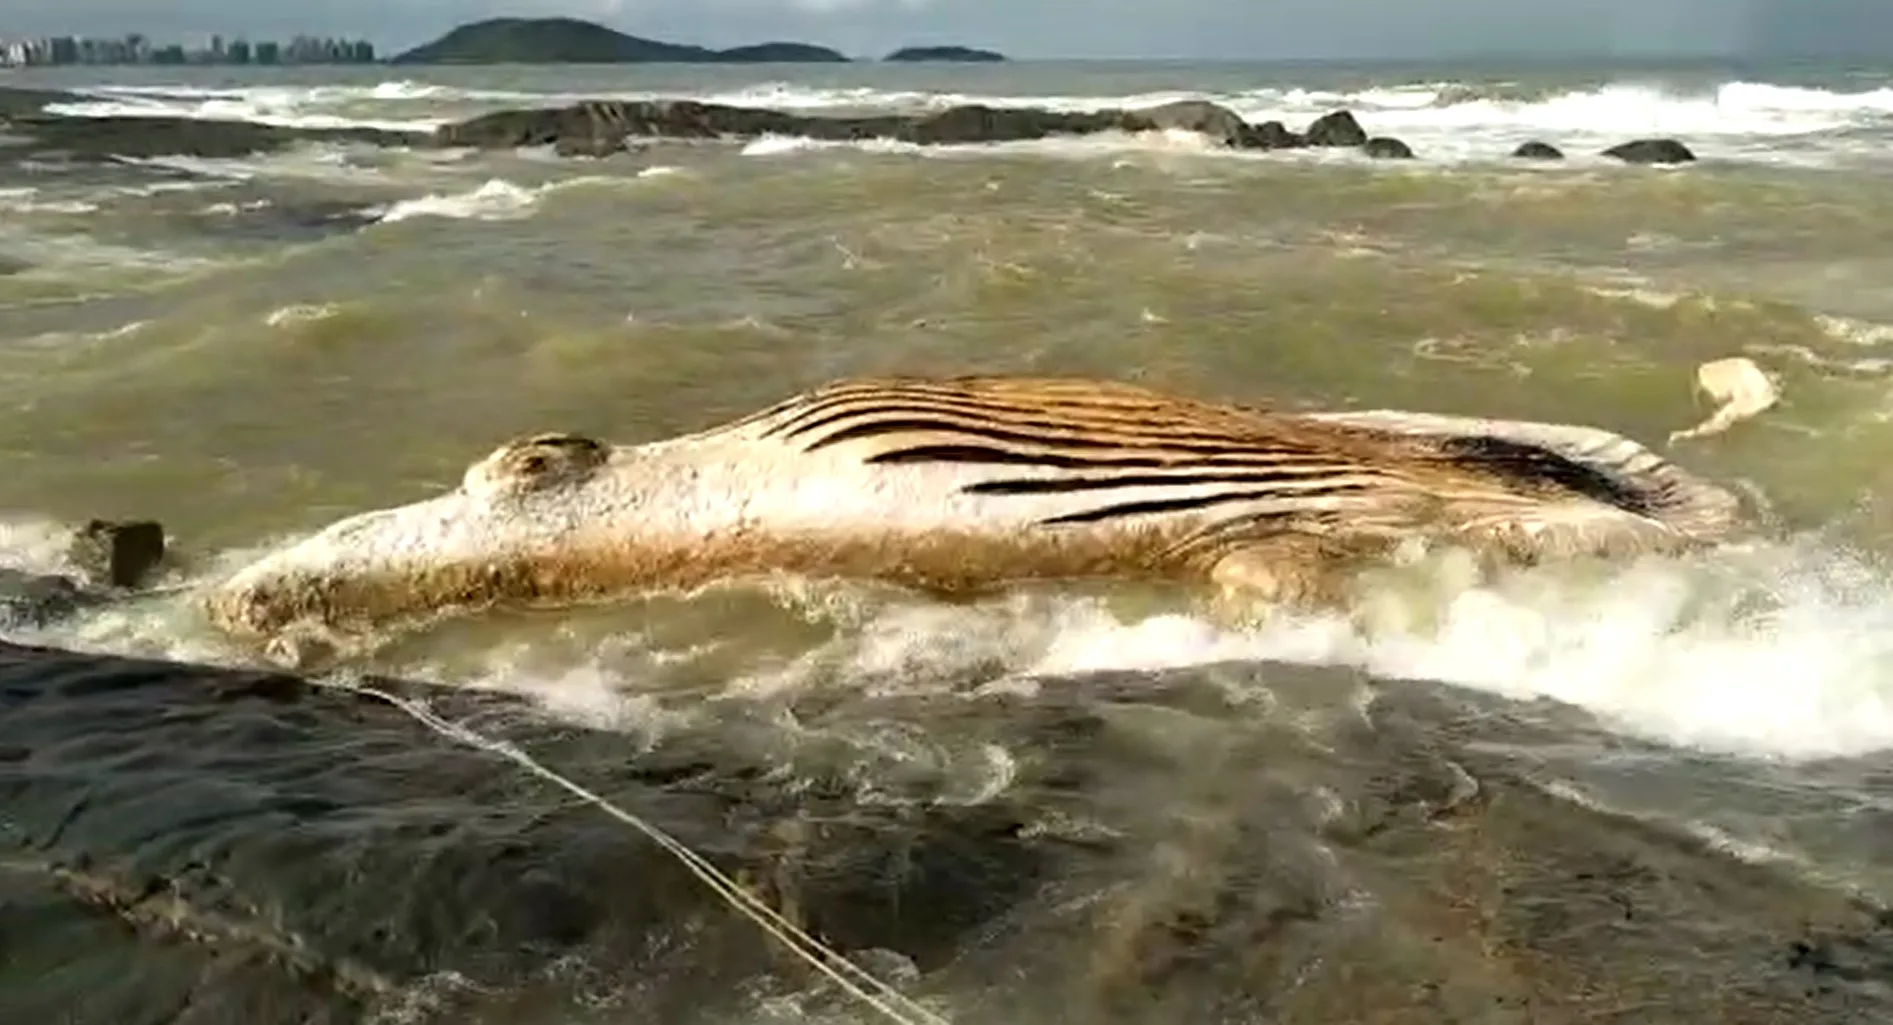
[{"xmin": 1669, "ymin": 357, "xmax": 1778, "ymax": 443}]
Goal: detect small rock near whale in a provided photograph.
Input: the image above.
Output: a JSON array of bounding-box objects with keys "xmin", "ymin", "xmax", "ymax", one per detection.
[
  {"xmin": 1603, "ymin": 138, "xmax": 1696, "ymax": 164},
  {"xmin": 1512, "ymin": 140, "xmax": 1564, "ymax": 160},
  {"xmin": 68, "ymin": 519, "xmax": 167, "ymax": 589},
  {"xmin": 1363, "ymin": 136, "xmax": 1416, "ymax": 160}
]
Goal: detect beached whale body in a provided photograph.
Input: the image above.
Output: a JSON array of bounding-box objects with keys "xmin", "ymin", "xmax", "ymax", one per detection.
[{"xmin": 205, "ymin": 375, "xmax": 1745, "ymax": 653}]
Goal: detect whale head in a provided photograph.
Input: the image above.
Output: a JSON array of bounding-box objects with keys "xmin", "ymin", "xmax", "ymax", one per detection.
[{"xmin": 205, "ymin": 431, "xmax": 632, "ymax": 658}]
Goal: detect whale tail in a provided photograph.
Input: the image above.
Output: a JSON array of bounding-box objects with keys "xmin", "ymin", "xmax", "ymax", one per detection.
[{"xmin": 1300, "ymin": 408, "xmax": 1747, "ymax": 559}]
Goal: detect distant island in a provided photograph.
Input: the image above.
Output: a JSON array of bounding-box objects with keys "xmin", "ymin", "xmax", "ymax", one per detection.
[
  {"xmin": 884, "ymin": 46, "xmax": 1006, "ymax": 62},
  {"xmin": 390, "ymin": 18, "xmax": 849, "ymax": 65}
]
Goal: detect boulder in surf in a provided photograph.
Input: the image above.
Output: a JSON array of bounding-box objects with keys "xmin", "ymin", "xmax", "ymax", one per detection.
[
  {"xmin": 1363, "ymin": 136, "xmax": 1416, "ymax": 160},
  {"xmin": 1512, "ymin": 140, "xmax": 1565, "ymax": 160},
  {"xmin": 1303, "ymin": 110, "xmax": 1369, "ymax": 147},
  {"xmin": 1603, "ymin": 138, "xmax": 1697, "ymax": 164}
]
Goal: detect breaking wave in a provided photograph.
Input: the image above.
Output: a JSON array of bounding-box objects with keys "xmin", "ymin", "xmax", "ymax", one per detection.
[{"xmin": 31, "ymin": 75, "xmax": 1893, "ymax": 168}]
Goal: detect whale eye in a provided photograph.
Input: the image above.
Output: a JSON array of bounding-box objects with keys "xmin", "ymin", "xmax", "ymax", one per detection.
[{"xmin": 518, "ymin": 453, "xmax": 548, "ymax": 475}]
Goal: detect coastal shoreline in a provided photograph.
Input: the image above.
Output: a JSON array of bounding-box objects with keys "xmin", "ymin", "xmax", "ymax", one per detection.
[{"xmin": 0, "ymin": 85, "xmax": 1692, "ymax": 166}]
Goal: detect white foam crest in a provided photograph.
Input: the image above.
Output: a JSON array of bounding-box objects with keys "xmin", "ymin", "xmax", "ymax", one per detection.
[
  {"xmin": 0, "ymin": 515, "xmax": 89, "ymax": 577},
  {"xmin": 645, "ymin": 540, "xmax": 1893, "ymax": 762},
  {"xmin": 0, "ymin": 187, "xmax": 97, "ymax": 215},
  {"xmin": 372, "ymin": 178, "xmax": 548, "ymax": 224},
  {"xmin": 35, "ymin": 75, "xmax": 1893, "ymax": 168},
  {"xmin": 113, "ymin": 144, "xmax": 418, "ymax": 186},
  {"xmin": 264, "ymin": 302, "xmax": 339, "ymax": 327},
  {"xmin": 48, "ymin": 82, "xmax": 442, "ymax": 133},
  {"xmin": 19, "ymin": 526, "xmax": 1893, "ymax": 764},
  {"xmin": 740, "ymin": 128, "xmax": 1231, "ymax": 162}
]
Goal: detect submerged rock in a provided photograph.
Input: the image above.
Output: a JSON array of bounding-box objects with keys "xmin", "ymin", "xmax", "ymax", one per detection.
[
  {"xmin": 0, "ymin": 88, "xmax": 423, "ymax": 164},
  {"xmin": 1240, "ymin": 119, "xmax": 1305, "ymax": 150},
  {"xmin": 1362, "ymin": 136, "xmax": 1416, "ymax": 160},
  {"xmin": 1512, "ymin": 140, "xmax": 1565, "ymax": 160},
  {"xmin": 1604, "ymin": 138, "xmax": 1697, "ymax": 164},
  {"xmin": 0, "ymin": 520, "xmax": 169, "ymax": 631},
  {"xmin": 195, "ymin": 198, "xmax": 384, "ymax": 242},
  {"xmin": 0, "ymin": 570, "xmax": 94, "ymax": 630}
]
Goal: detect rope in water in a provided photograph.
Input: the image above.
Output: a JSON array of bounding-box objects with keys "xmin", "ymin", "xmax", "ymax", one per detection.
[{"xmin": 317, "ymin": 674, "xmax": 951, "ymax": 1025}]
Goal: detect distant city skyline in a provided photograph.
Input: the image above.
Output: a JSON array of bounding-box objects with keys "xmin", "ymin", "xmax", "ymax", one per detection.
[
  {"xmin": 1, "ymin": 33, "xmax": 375, "ymax": 67},
  {"xmin": 3, "ymin": 0, "xmax": 1892, "ymax": 62}
]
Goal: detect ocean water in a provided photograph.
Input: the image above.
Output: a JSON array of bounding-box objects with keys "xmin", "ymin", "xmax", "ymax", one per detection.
[{"xmin": 4, "ymin": 58, "xmax": 1893, "ymax": 1023}]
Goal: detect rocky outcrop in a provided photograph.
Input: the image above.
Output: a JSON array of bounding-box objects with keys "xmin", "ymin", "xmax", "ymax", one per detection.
[
  {"xmin": 1, "ymin": 85, "xmax": 1711, "ymax": 170},
  {"xmin": 1130, "ymin": 99, "xmax": 1254, "ymax": 147},
  {"xmin": 67, "ymin": 519, "xmax": 167, "ymax": 589},
  {"xmin": 1512, "ymin": 140, "xmax": 1565, "ymax": 160},
  {"xmin": 0, "ymin": 519, "xmax": 168, "ymax": 630},
  {"xmin": 1604, "ymin": 138, "xmax": 1697, "ymax": 164},
  {"xmin": 0, "ymin": 569, "xmax": 96, "ymax": 630},
  {"xmin": 0, "ymin": 89, "xmax": 423, "ymax": 163},
  {"xmin": 1303, "ymin": 110, "xmax": 1369, "ymax": 147},
  {"xmin": 2, "ymin": 644, "xmax": 1887, "ymax": 1022},
  {"xmin": 1243, "ymin": 119, "xmax": 1305, "ymax": 149},
  {"xmin": 437, "ymin": 99, "xmax": 1368, "ymax": 156}
]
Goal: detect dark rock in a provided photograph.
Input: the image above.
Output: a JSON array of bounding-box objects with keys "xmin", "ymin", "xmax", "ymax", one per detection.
[
  {"xmin": 1303, "ymin": 110, "xmax": 1368, "ymax": 147},
  {"xmin": 1603, "ymin": 138, "xmax": 1697, "ymax": 164},
  {"xmin": 1362, "ymin": 136, "xmax": 1416, "ymax": 160},
  {"xmin": 196, "ymin": 199, "xmax": 381, "ymax": 243},
  {"xmin": 439, "ymin": 98, "xmax": 1278, "ymax": 155},
  {"xmin": 0, "ymin": 570, "xmax": 96, "ymax": 630},
  {"xmin": 903, "ymin": 104, "xmax": 1129, "ymax": 145},
  {"xmin": 0, "ymin": 109, "xmax": 423, "ymax": 164},
  {"xmin": 552, "ymin": 132, "xmax": 626, "ymax": 158},
  {"xmin": 1128, "ymin": 100, "xmax": 1253, "ymax": 146},
  {"xmin": 0, "ymin": 86, "xmax": 79, "ymax": 120},
  {"xmin": 2, "ymin": 643, "xmax": 1890, "ymax": 1024},
  {"xmin": 1239, "ymin": 119, "xmax": 1306, "ymax": 150},
  {"xmin": 1512, "ymin": 140, "xmax": 1565, "ymax": 160},
  {"xmin": 67, "ymin": 520, "xmax": 166, "ymax": 589}
]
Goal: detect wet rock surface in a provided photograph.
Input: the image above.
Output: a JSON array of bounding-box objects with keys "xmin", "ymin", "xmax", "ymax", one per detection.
[
  {"xmin": 0, "ymin": 88, "xmax": 424, "ymax": 165},
  {"xmin": 0, "ymin": 640, "xmax": 1883, "ymax": 1025},
  {"xmin": 67, "ymin": 519, "xmax": 167, "ymax": 589},
  {"xmin": 1604, "ymin": 138, "xmax": 1699, "ymax": 164},
  {"xmin": 1513, "ymin": 140, "xmax": 1566, "ymax": 160},
  {"xmin": 1363, "ymin": 136, "xmax": 1417, "ymax": 160},
  {"xmin": 0, "ymin": 519, "xmax": 171, "ymax": 629},
  {"xmin": 1303, "ymin": 110, "xmax": 1370, "ymax": 147},
  {"xmin": 0, "ymin": 571, "xmax": 96, "ymax": 630},
  {"xmin": 0, "ymin": 85, "xmax": 1710, "ymax": 169}
]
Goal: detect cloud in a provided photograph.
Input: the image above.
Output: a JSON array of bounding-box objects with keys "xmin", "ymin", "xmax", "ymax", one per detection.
[{"xmin": 0, "ymin": 0, "xmax": 1876, "ymax": 60}]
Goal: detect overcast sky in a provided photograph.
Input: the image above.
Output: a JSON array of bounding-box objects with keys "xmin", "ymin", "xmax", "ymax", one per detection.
[{"xmin": 3, "ymin": 0, "xmax": 1889, "ymax": 60}]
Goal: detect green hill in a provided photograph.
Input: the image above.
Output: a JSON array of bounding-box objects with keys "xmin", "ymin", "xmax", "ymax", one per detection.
[
  {"xmin": 884, "ymin": 45, "xmax": 1006, "ymax": 62},
  {"xmin": 718, "ymin": 42, "xmax": 850, "ymax": 63},
  {"xmin": 391, "ymin": 18, "xmax": 849, "ymax": 65}
]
